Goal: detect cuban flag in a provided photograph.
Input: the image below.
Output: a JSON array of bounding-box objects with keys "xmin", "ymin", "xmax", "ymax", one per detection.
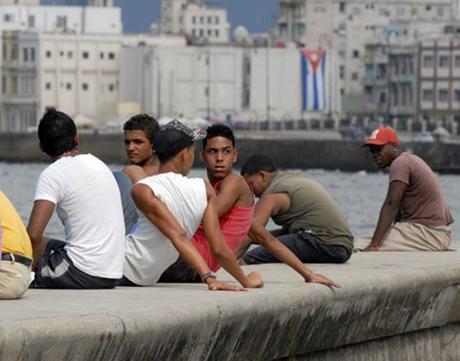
[{"xmin": 301, "ymin": 49, "xmax": 326, "ymax": 111}]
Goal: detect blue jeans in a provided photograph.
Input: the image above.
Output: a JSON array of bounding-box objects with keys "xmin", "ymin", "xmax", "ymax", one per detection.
[
  {"xmin": 243, "ymin": 231, "xmax": 352, "ymax": 264},
  {"xmin": 113, "ymin": 171, "xmax": 138, "ymax": 234}
]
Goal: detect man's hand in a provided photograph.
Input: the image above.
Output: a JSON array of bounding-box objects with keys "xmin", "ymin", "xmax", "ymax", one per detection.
[
  {"xmin": 306, "ymin": 273, "xmax": 341, "ymax": 288},
  {"xmin": 244, "ymin": 271, "xmax": 264, "ymax": 288},
  {"xmin": 363, "ymin": 243, "xmax": 380, "ymax": 252},
  {"xmin": 206, "ymin": 278, "xmax": 247, "ymax": 291}
]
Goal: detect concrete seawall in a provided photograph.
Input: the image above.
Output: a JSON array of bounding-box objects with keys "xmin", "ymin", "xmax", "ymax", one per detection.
[
  {"xmin": 1, "ymin": 252, "xmax": 460, "ymax": 360},
  {"xmin": 1, "ymin": 132, "xmax": 460, "ymax": 173}
]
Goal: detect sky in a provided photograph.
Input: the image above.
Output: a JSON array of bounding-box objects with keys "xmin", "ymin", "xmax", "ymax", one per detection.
[{"xmin": 41, "ymin": 0, "xmax": 278, "ymax": 34}]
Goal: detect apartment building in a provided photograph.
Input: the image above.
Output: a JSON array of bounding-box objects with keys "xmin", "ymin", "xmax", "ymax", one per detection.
[{"xmin": 276, "ymin": 0, "xmax": 458, "ymax": 115}]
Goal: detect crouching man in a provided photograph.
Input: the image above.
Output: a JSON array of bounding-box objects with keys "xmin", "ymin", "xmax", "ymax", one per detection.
[{"xmin": 121, "ymin": 120, "xmax": 263, "ymax": 290}]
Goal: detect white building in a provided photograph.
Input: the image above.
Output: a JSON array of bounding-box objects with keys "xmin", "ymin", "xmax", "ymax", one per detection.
[
  {"xmin": 153, "ymin": 0, "xmax": 230, "ymax": 44},
  {"xmin": 120, "ymin": 45, "xmax": 242, "ymax": 121},
  {"xmin": 0, "ymin": 30, "xmax": 186, "ymax": 132}
]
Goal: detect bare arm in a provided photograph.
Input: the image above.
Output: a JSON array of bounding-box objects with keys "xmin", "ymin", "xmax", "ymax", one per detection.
[
  {"xmin": 364, "ymin": 181, "xmax": 407, "ymax": 251},
  {"xmin": 203, "ymin": 182, "xmax": 263, "ymax": 288},
  {"xmin": 123, "ymin": 165, "xmax": 148, "ymax": 184},
  {"xmin": 27, "ymin": 200, "xmax": 55, "ymax": 268},
  {"xmin": 132, "ymin": 183, "xmax": 245, "ymax": 291},
  {"xmin": 247, "ymin": 220, "xmax": 340, "ymax": 287}
]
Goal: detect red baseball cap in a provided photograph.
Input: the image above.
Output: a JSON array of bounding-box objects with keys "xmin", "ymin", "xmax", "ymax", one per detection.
[{"xmin": 362, "ymin": 128, "xmax": 400, "ymax": 147}]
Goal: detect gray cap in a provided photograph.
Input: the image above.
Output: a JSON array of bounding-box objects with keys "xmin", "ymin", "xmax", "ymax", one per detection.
[{"xmin": 153, "ymin": 119, "xmax": 206, "ymax": 159}]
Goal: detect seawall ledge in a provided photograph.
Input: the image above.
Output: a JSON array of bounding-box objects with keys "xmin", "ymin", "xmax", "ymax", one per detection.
[{"xmin": 0, "ymin": 252, "xmax": 460, "ymax": 360}]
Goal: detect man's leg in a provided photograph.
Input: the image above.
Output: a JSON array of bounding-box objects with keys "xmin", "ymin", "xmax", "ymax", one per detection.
[
  {"xmin": 113, "ymin": 171, "xmax": 138, "ymax": 234},
  {"xmin": 379, "ymin": 222, "xmax": 452, "ymax": 251},
  {"xmin": 242, "ymin": 231, "xmax": 351, "ymax": 264},
  {"xmin": 34, "ymin": 240, "xmax": 118, "ymax": 289},
  {"xmin": 158, "ymin": 257, "xmax": 201, "ymax": 283},
  {"xmin": 0, "ymin": 261, "xmax": 31, "ymax": 299}
]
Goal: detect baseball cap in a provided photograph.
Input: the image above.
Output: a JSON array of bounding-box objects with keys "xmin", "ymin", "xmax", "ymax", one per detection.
[
  {"xmin": 361, "ymin": 128, "xmax": 399, "ymax": 147},
  {"xmin": 153, "ymin": 119, "xmax": 206, "ymax": 159}
]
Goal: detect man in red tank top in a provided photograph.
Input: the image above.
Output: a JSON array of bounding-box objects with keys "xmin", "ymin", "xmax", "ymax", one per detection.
[{"xmin": 160, "ymin": 124, "xmax": 339, "ymax": 287}]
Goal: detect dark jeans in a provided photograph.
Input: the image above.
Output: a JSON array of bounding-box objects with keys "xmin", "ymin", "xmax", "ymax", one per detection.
[
  {"xmin": 113, "ymin": 171, "xmax": 138, "ymax": 235},
  {"xmin": 158, "ymin": 257, "xmax": 201, "ymax": 283},
  {"xmin": 242, "ymin": 231, "xmax": 352, "ymax": 265},
  {"xmin": 34, "ymin": 240, "xmax": 118, "ymax": 289}
]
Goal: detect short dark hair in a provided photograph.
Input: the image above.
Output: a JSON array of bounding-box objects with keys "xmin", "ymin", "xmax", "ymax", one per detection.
[
  {"xmin": 38, "ymin": 108, "xmax": 77, "ymax": 157},
  {"xmin": 202, "ymin": 123, "xmax": 235, "ymax": 149},
  {"xmin": 240, "ymin": 154, "xmax": 278, "ymax": 176},
  {"xmin": 123, "ymin": 114, "xmax": 159, "ymax": 144}
]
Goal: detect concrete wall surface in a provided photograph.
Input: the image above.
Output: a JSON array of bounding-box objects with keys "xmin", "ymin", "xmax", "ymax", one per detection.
[
  {"xmin": 1, "ymin": 132, "xmax": 460, "ymax": 173},
  {"xmin": 0, "ymin": 252, "xmax": 460, "ymax": 360}
]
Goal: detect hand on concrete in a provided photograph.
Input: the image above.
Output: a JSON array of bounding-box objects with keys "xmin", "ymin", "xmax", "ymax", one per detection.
[
  {"xmin": 307, "ymin": 273, "xmax": 341, "ymax": 288},
  {"xmin": 363, "ymin": 243, "xmax": 380, "ymax": 252},
  {"xmin": 206, "ymin": 278, "xmax": 247, "ymax": 292},
  {"xmin": 244, "ymin": 272, "xmax": 264, "ymax": 289}
]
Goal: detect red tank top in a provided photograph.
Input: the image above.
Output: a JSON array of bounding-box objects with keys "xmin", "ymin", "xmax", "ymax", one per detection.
[{"xmin": 192, "ymin": 180, "xmax": 254, "ymax": 271}]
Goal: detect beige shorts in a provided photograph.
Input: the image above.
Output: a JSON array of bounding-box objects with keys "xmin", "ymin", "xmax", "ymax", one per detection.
[
  {"xmin": 355, "ymin": 222, "xmax": 452, "ymax": 251},
  {"xmin": 0, "ymin": 260, "xmax": 32, "ymax": 299}
]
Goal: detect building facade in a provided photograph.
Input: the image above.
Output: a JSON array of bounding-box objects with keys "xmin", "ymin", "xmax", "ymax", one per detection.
[
  {"xmin": 154, "ymin": 0, "xmax": 230, "ymax": 44},
  {"xmin": 275, "ymin": 0, "xmax": 458, "ymax": 116}
]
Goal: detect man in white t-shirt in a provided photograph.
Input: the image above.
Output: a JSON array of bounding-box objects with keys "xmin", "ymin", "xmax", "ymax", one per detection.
[
  {"xmin": 121, "ymin": 120, "xmax": 263, "ymax": 291},
  {"xmin": 27, "ymin": 108, "xmax": 125, "ymax": 289}
]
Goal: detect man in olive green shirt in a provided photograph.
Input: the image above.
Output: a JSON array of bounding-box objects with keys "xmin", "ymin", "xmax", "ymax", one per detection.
[{"xmin": 240, "ymin": 154, "xmax": 353, "ymax": 264}]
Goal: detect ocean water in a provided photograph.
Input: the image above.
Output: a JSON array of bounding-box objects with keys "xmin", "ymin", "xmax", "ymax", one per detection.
[{"xmin": 0, "ymin": 163, "xmax": 459, "ymax": 247}]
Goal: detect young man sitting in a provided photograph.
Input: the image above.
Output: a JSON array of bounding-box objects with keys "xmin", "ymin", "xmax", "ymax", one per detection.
[
  {"xmin": 113, "ymin": 114, "xmax": 160, "ymax": 233},
  {"xmin": 160, "ymin": 124, "xmax": 340, "ymax": 288},
  {"xmin": 27, "ymin": 109, "xmax": 125, "ymax": 288},
  {"xmin": 121, "ymin": 120, "xmax": 263, "ymax": 291}
]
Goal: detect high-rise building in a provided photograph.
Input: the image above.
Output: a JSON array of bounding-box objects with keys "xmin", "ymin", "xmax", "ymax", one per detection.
[{"xmin": 0, "ymin": 0, "xmax": 39, "ymax": 4}]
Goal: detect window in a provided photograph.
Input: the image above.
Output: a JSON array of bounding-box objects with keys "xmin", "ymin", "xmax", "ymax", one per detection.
[
  {"xmin": 200, "ymin": 16, "xmax": 204, "ymax": 24},
  {"xmin": 108, "ymin": 52, "xmax": 115, "ymax": 60},
  {"xmin": 4, "ymin": 14, "xmax": 13, "ymax": 22},
  {"xmin": 23, "ymin": 48, "xmax": 28, "ymax": 62},
  {"xmin": 28, "ymin": 15, "xmax": 35, "ymax": 28},
  {"xmin": 192, "ymin": 29, "xmax": 196, "ymax": 36},
  {"xmin": 352, "ymin": 50, "xmax": 360, "ymax": 58},
  {"xmin": 66, "ymin": 82, "xmax": 72, "ymax": 90},
  {"xmin": 100, "ymin": 52, "xmax": 104, "ymax": 59},
  {"xmin": 215, "ymin": 29, "xmax": 219, "ymax": 37},
  {"xmin": 207, "ymin": 29, "xmax": 212, "ymax": 36},
  {"xmin": 30, "ymin": 48, "xmax": 35, "ymax": 62},
  {"xmin": 426, "ymin": 5, "xmax": 431, "ymax": 11},
  {"xmin": 455, "ymin": 89, "xmax": 460, "ymax": 102},
  {"xmin": 215, "ymin": 16, "xmax": 219, "ymax": 24},
  {"xmin": 437, "ymin": 7, "xmax": 444, "ymax": 17},
  {"xmin": 45, "ymin": 82, "xmax": 52, "ymax": 90},
  {"xmin": 339, "ymin": 65, "xmax": 345, "ymax": 79},
  {"xmin": 351, "ymin": 72, "xmax": 359, "ymax": 81},
  {"xmin": 439, "ymin": 55, "xmax": 449, "ymax": 68},
  {"xmin": 339, "ymin": 2, "xmax": 346, "ymax": 13},
  {"xmin": 423, "ymin": 55, "xmax": 433, "ymax": 67},
  {"xmin": 423, "ymin": 89, "xmax": 433, "ymax": 101},
  {"xmin": 192, "ymin": 16, "xmax": 196, "ymax": 24},
  {"xmin": 208, "ymin": 16, "xmax": 212, "ymax": 24},
  {"xmin": 60, "ymin": 50, "xmax": 65, "ymax": 57},
  {"xmin": 439, "ymin": 89, "xmax": 449, "ymax": 102},
  {"xmin": 82, "ymin": 51, "xmax": 89, "ymax": 59},
  {"xmin": 411, "ymin": 7, "xmax": 418, "ymax": 16},
  {"xmin": 200, "ymin": 29, "xmax": 204, "ymax": 37},
  {"xmin": 82, "ymin": 83, "xmax": 89, "ymax": 91},
  {"xmin": 455, "ymin": 55, "xmax": 460, "ymax": 67},
  {"xmin": 56, "ymin": 16, "xmax": 67, "ymax": 28},
  {"xmin": 67, "ymin": 51, "xmax": 73, "ymax": 59},
  {"xmin": 108, "ymin": 84, "xmax": 115, "ymax": 92}
]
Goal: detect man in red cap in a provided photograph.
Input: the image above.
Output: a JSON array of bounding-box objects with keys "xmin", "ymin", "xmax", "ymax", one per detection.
[{"xmin": 358, "ymin": 128, "xmax": 454, "ymax": 251}]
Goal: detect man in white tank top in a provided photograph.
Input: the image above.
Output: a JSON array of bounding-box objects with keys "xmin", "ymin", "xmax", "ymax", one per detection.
[{"xmin": 121, "ymin": 120, "xmax": 263, "ymax": 290}]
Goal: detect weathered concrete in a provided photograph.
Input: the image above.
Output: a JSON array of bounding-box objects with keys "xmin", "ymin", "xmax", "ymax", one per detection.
[
  {"xmin": 1, "ymin": 132, "xmax": 460, "ymax": 173},
  {"xmin": 1, "ymin": 252, "xmax": 460, "ymax": 360}
]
